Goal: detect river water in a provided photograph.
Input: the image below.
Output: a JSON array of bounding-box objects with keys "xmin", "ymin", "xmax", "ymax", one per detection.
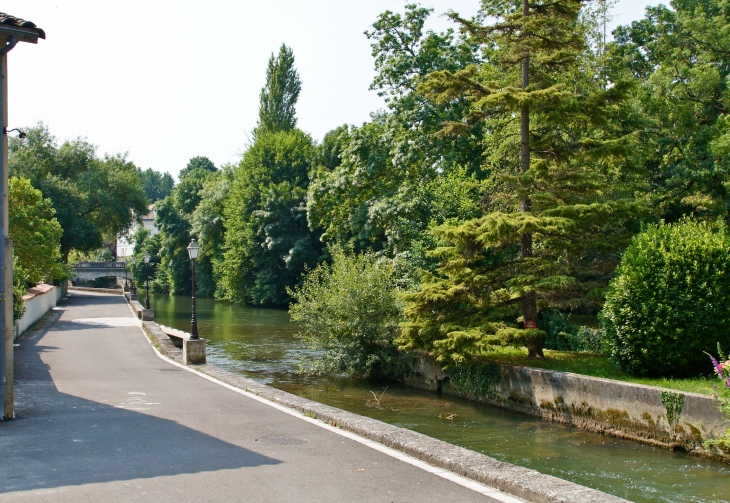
[{"xmin": 149, "ymin": 294, "xmax": 730, "ymax": 503}]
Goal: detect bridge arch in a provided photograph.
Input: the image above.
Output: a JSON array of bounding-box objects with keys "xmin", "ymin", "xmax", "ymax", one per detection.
[{"xmin": 71, "ymin": 262, "xmax": 131, "ymax": 283}]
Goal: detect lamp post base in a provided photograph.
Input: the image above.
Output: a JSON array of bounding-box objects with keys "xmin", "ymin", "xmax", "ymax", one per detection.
[{"xmin": 183, "ymin": 338, "xmax": 206, "ymax": 365}]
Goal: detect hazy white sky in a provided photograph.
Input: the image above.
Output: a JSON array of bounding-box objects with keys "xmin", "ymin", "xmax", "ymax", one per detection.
[{"xmin": 4, "ymin": 0, "xmax": 662, "ymax": 179}]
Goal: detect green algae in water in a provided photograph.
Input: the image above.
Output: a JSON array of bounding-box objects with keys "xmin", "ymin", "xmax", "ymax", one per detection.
[{"xmin": 151, "ymin": 294, "xmax": 730, "ymax": 503}]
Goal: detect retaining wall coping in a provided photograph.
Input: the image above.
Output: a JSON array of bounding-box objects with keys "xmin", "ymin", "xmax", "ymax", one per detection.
[
  {"xmin": 499, "ymin": 362, "xmax": 716, "ymax": 403},
  {"xmin": 159, "ymin": 324, "xmax": 192, "ymax": 341},
  {"xmin": 21, "ymin": 283, "xmax": 55, "ymax": 301}
]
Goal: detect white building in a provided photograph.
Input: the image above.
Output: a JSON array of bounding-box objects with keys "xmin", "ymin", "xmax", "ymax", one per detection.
[{"xmin": 116, "ymin": 205, "xmax": 158, "ymax": 258}]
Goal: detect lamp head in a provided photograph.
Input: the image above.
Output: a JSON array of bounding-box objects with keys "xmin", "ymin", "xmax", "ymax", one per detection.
[
  {"xmin": 144, "ymin": 253, "xmax": 150, "ymax": 264},
  {"xmin": 187, "ymin": 239, "xmax": 200, "ymax": 260},
  {"xmin": 4, "ymin": 127, "xmax": 26, "ymax": 139}
]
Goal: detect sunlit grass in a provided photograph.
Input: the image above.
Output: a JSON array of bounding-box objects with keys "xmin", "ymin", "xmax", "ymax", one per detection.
[{"xmin": 478, "ymin": 347, "xmax": 717, "ymax": 396}]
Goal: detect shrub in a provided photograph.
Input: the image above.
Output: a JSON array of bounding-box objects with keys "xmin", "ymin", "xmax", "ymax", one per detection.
[
  {"xmin": 600, "ymin": 219, "xmax": 730, "ymax": 377},
  {"xmin": 288, "ymin": 248, "xmax": 403, "ymax": 378},
  {"xmin": 540, "ymin": 310, "xmax": 604, "ymax": 353}
]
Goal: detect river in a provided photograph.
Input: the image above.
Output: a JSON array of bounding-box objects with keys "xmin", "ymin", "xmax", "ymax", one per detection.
[{"xmin": 149, "ymin": 293, "xmax": 730, "ymax": 503}]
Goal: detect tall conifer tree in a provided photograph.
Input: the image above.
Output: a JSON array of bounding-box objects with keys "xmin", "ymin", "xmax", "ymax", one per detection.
[{"xmin": 400, "ymin": 0, "xmax": 642, "ymax": 363}]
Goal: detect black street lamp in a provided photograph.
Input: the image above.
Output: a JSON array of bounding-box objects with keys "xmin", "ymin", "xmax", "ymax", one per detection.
[
  {"xmin": 144, "ymin": 253, "xmax": 151, "ymax": 309},
  {"xmin": 130, "ymin": 257, "xmax": 137, "ymax": 295},
  {"xmin": 187, "ymin": 239, "xmax": 200, "ymax": 340}
]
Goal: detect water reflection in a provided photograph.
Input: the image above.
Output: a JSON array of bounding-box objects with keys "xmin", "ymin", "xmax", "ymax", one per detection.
[{"xmin": 151, "ymin": 294, "xmax": 730, "ymax": 503}]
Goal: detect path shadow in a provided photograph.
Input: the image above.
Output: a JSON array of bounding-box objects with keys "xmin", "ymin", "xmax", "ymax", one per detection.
[{"xmin": 1, "ymin": 313, "xmax": 281, "ymax": 494}]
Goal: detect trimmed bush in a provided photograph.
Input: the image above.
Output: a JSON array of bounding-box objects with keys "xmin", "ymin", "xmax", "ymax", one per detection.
[{"xmin": 600, "ymin": 219, "xmax": 730, "ymax": 377}]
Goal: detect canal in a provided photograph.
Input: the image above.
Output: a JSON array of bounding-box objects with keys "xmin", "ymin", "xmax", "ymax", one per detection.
[{"xmin": 149, "ymin": 294, "xmax": 730, "ymax": 503}]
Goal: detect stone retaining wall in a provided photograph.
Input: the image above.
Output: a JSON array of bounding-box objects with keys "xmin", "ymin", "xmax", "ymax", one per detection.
[{"xmin": 404, "ymin": 351, "xmax": 730, "ymax": 462}]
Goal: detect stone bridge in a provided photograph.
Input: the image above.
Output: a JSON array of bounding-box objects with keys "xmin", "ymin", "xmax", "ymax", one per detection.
[{"xmin": 71, "ymin": 261, "xmax": 130, "ymax": 283}]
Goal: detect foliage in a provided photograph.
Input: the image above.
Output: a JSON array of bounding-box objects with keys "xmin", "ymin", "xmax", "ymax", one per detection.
[
  {"xmin": 9, "ymin": 123, "xmax": 149, "ymax": 259},
  {"xmin": 449, "ymin": 361, "xmax": 501, "ymax": 397},
  {"xmin": 288, "ymin": 249, "xmax": 404, "ymax": 378},
  {"xmin": 151, "ymin": 197, "xmax": 193, "ymax": 295},
  {"xmin": 89, "ymin": 247, "xmax": 114, "ymax": 262},
  {"xmin": 178, "ymin": 156, "xmax": 217, "ymax": 180},
  {"xmin": 176, "ymin": 157, "xmax": 217, "ymax": 217},
  {"xmin": 400, "ymin": 0, "xmax": 644, "ymax": 365},
  {"xmin": 141, "ymin": 156, "xmax": 225, "ymax": 298},
  {"xmin": 137, "ymin": 167, "xmax": 174, "ymax": 202},
  {"xmin": 308, "ymin": 6, "xmax": 484, "ymax": 267},
  {"xmin": 613, "ymin": 0, "xmax": 730, "ymax": 221},
  {"xmin": 128, "ymin": 226, "xmax": 165, "ymax": 294},
  {"xmin": 254, "ymin": 44, "xmax": 301, "ymax": 137},
  {"xmin": 601, "ymin": 219, "xmax": 730, "ymax": 377},
  {"xmin": 219, "ymin": 129, "xmax": 321, "ymax": 305},
  {"xmin": 659, "ymin": 390, "xmax": 685, "ymax": 428},
  {"xmin": 12, "ymin": 262, "xmax": 26, "ymax": 323},
  {"xmin": 705, "ymin": 345, "xmax": 730, "ymax": 448},
  {"xmin": 540, "ymin": 310, "xmax": 605, "ymax": 353},
  {"xmin": 8, "ymin": 177, "xmax": 66, "ymax": 286},
  {"xmin": 190, "ymin": 168, "xmax": 233, "ymax": 298}
]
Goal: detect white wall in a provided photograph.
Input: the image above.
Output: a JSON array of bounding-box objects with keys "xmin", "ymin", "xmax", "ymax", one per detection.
[{"xmin": 14, "ymin": 284, "xmax": 65, "ymax": 339}]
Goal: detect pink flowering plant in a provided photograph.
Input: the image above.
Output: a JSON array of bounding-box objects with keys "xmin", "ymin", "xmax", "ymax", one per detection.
[{"xmin": 706, "ymin": 344, "xmax": 730, "ymax": 448}]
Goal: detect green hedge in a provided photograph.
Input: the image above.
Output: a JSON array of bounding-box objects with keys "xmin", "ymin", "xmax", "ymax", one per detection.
[{"xmin": 600, "ymin": 220, "xmax": 730, "ymax": 377}]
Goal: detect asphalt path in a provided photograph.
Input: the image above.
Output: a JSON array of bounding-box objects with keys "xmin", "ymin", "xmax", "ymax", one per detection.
[{"xmin": 0, "ymin": 291, "xmax": 514, "ymax": 503}]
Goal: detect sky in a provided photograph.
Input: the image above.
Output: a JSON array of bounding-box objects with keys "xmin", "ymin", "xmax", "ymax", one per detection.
[{"xmin": 4, "ymin": 0, "xmax": 662, "ymax": 179}]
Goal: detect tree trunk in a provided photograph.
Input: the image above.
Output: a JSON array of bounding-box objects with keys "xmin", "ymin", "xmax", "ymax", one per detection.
[{"xmin": 520, "ymin": 0, "xmax": 543, "ymax": 358}]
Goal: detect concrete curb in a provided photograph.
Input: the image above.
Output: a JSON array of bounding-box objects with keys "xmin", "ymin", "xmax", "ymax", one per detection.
[{"xmin": 140, "ymin": 319, "xmax": 630, "ymax": 503}]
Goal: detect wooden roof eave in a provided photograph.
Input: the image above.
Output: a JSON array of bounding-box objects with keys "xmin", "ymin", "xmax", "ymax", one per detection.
[{"xmin": 0, "ymin": 25, "xmax": 45, "ymax": 44}]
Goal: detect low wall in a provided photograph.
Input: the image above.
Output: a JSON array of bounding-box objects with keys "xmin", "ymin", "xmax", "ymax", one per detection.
[
  {"xmin": 405, "ymin": 352, "xmax": 730, "ymax": 462},
  {"xmin": 68, "ymin": 286, "xmax": 123, "ymax": 295},
  {"xmin": 15, "ymin": 283, "xmax": 66, "ymax": 339}
]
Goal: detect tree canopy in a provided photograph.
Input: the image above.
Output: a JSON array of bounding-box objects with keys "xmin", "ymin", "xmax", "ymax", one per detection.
[
  {"xmin": 9, "ymin": 124, "xmax": 149, "ymax": 260},
  {"xmin": 399, "ymin": 0, "xmax": 644, "ymax": 362},
  {"xmin": 8, "ymin": 177, "xmax": 66, "ymax": 287},
  {"xmin": 254, "ymin": 44, "xmax": 302, "ymax": 137},
  {"xmin": 137, "ymin": 167, "xmax": 174, "ymax": 202}
]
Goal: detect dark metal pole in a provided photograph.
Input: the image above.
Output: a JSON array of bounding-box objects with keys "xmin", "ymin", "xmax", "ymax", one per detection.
[
  {"xmin": 190, "ymin": 258, "xmax": 198, "ymax": 339},
  {"xmin": 145, "ymin": 261, "xmax": 150, "ymax": 309}
]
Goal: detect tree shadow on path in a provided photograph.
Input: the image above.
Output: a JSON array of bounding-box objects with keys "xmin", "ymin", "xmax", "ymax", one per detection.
[{"xmin": 1, "ymin": 309, "xmax": 281, "ymax": 494}]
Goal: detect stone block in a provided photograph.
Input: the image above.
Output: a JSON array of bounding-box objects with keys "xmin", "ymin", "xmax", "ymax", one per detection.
[
  {"xmin": 183, "ymin": 338, "xmax": 206, "ymax": 365},
  {"xmin": 141, "ymin": 308, "xmax": 154, "ymax": 321}
]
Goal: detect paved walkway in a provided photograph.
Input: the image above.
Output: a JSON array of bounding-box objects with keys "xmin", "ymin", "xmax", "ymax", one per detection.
[{"xmin": 0, "ymin": 291, "xmax": 513, "ymax": 503}]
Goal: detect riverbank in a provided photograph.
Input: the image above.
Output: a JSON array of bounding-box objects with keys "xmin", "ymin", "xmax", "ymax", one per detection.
[
  {"xmin": 140, "ymin": 314, "xmax": 628, "ymax": 503},
  {"xmin": 143, "ymin": 292, "xmax": 730, "ymax": 502},
  {"xmin": 404, "ymin": 352, "xmax": 730, "ymax": 463}
]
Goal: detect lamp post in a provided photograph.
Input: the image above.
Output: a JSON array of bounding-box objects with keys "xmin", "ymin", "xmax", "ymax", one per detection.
[
  {"xmin": 144, "ymin": 253, "xmax": 150, "ymax": 309},
  {"xmin": 187, "ymin": 239, "xmax": 200, "ymax": 339},
  {"xmin": 130, "ymin": 257, "xmax": 137, "ymax": 295}
]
